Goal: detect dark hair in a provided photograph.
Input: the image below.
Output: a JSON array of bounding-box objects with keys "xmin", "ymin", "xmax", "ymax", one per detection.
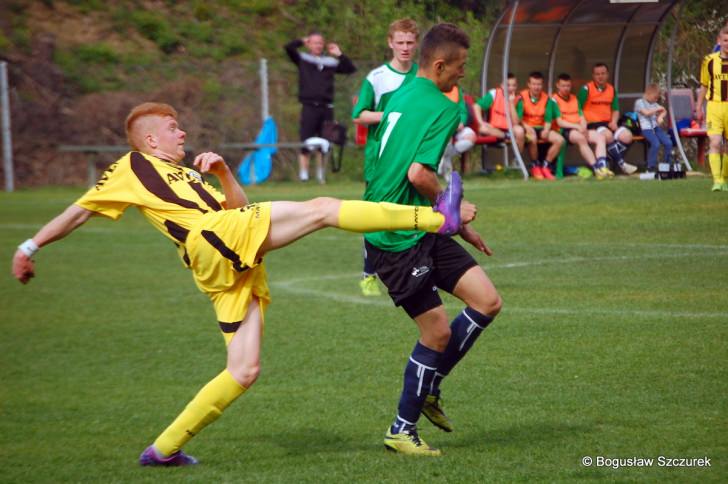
[
  {"xmin": 419, "ymin": 23, "xmax": 470, "ymax": 68},
  {"xmin": 593, "ymin": 62, "xmax": 609, "ymax": 71},
  {"xmin": 507, "ymin": 72, "xmax": 516, "ymax": 79},
  {"xmin": 308, "ymin": 29, "xmax": 323, "ymax": 37},
  {"xmin": 528, "ymin": 71, "xmax": 544, "ymax": 80},
  {"xmin": 557, "ymin": 73, "xmax": 571, "ymax": 82}
]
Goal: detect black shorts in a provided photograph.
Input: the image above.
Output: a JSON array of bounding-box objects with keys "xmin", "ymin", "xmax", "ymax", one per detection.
[
  {"xmin": 587, "ymin": 121, "xmax": 610, "ymax": 131},
  {"xmin": 561, "ymin": 128, "xmax": 573, "ymax": 143},
  {"xmin": 300, "ymin": 103, "xmax": 333, "ymax": 153},
  {"xmin": 365, "ymin": 234, "xmax": 478, "ymax": 319}
]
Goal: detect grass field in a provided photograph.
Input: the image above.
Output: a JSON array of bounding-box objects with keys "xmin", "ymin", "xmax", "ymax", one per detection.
[{"xmin": 1, "ymin": 176, "xmax": 727, "ymax": 483}]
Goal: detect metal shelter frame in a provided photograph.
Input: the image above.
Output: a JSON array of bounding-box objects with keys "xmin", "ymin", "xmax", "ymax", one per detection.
[{"xmin": 481, "ymin": 0, "xmax": 688, "ymax": 179}]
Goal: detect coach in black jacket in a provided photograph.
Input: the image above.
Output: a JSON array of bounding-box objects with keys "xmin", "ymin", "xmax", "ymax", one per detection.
[{"xmin": 285, "ymin": 32, "xmax": 356, "ymax": 182}]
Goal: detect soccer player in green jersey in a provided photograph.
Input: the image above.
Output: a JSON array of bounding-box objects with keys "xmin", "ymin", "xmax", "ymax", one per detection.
[
  {"xmin": 352, "ymin": 18, "xmax": 419, "ymax": 297},
  {"xmin": 364, "ymin": 23, "xmax": 502, "ymax": 456}
]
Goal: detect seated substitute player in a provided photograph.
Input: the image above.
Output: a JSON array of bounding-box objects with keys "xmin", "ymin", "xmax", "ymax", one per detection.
[
  {"xmin": 517, "ymin": 71, "xmax": 564, "ymax": 180},
  {"xmin": 551, "ymin": 73, "xmax": 613, "ymax": 179},
  {"xmin": 364, "ymin": 23, "xmax": 502, "ymax": 457},
  {"xmin": 353, "ymin": 17, "xmax": 420, "ymax": 296},
  {"xmin": 471, "ymin": 72, "xmax": 526, "ymax": 153},
  {"xmin": 578, "ymin": 63, "xmax": 638, "ymax": 175},
  {"xmin": 11, "ymin": 102, "xmax": 473, "ymax": 466},
  {"xmin": 438, "ymin": 83, "xmax": 477, "ymax": 182},
  {"xmin": 696, "ymin": 25, "xmax": 728, "ymax": 192}
]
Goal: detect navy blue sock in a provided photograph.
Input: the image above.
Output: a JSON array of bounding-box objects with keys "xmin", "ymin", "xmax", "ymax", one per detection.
[
  {"xmin": 362, "ymin": 241, "xmax": 376, "ymax": 276},
  {"xmin": 391, "ymin": 342, "xmax": 443, "ymax": 433},
  {"xmin": 430, "ymin": 307, "xmax": 494, "ymax": 397},
  {"xmin": 606, "ymin": 142, "xmax": 624, "ymax": 165},
  {"xmin": 615, "ymin": 140, "xmax": 627, "ymax": 155}
]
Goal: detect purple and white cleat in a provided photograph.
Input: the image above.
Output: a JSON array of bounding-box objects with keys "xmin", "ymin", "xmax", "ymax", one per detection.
[
  {"xmin": 434, "ymin": 171, "xmax": 463, "ymax": 235},
  {"xmin": 139, "ymin": 445, "xmax": 198, "ymax": 467}
]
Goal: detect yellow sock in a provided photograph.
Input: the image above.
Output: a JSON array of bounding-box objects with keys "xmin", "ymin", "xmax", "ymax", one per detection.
[
  {"xmin": 154, "ymin": 369, "xmax": 245, "ymax": 456},
  {"xmin": 708, "ymin": 153, "xmax": 724, "ymax": 183},
  {"xmin": 722, "ymin": 153, "xmax": 728, "ymax": 179},
  {"xmin": 337, "ymin": 201, "xmax": 445, "ymax": 233}
]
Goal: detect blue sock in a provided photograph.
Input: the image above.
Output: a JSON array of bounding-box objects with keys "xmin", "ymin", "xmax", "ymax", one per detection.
[
  {"xmin": 391, "ymin": 342, "xmax": 443, "ymax": 434},
  {"xmin": 362, "ymin": 241, "xmax": 376, "ymax": 276},
  {"xmin": 595, "ymin": 157, "xmax": 607, "ymax": 170},
  {"xmin": 430, "ymin": 307, "xmax": 494, "ymax": 397},
  {"xmin": 606, "ymin": 142, "xmax": 624, "ymax": 165},
  {"xmin": 615, "ymin": 140, "xmax": 627, "ymax": 155}
]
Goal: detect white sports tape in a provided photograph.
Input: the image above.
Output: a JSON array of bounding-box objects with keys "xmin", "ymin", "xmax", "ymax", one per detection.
[{"xmin": 18, "ymin": 238, "xmax": 39, "ymax": 258}]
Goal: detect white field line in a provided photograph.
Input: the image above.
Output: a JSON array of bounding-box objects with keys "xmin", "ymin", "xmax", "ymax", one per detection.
[
  {"xmin": 270, "ymin": 281, "xmax": 727, "ymax": 320},
  {"xmin": 270, "ymin": 253, "xmax": 728, "ymax": 321}
]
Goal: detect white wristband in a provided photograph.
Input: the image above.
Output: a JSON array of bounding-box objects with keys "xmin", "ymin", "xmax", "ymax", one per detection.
[{"xmin": 18, "ymin": 239, "xmax": 39, "ymax": 258}]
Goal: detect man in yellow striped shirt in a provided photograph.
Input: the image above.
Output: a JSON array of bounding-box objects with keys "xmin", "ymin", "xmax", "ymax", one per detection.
[
  {"xmin": 11, "ymin": 102, "xmax": 474, "ymax": 466},
  {"xmin": 697, "ymin": 26, "xmax": 728, "ymax": 191}
]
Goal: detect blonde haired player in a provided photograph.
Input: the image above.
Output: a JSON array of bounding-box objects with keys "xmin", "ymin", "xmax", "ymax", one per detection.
[
  {"xmin": 353, "ymin": 17, "xmax": 420, "ymax": 296},
  {"xmin": 12, "ymin": 102, "xmax": 474, "ymax": 466},
  {"xmin": 696, "ymin": 25, "xmax": 728, "ymax": 192}
]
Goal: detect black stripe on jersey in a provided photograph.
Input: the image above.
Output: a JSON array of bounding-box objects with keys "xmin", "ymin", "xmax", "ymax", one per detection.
[
  {"xmin": 188, "ymin": 182, "xmax": 223, "ymax": 211},
  {"xmin": 164, "ymin": 219, "xmax": 189, "ymax": 243},
  {"xmin": 130, "ymin": 152, "xmax": 207, "ymax": 213},
  {"xmin": 722, "ymin": 58, "xmax": 728, "ymax": 103},
  {"xmin": 173, "ymin": 242, "xmax": 192, "ymax": 267},
  {"xmin": 219, "ymin": 321, "xmax": 242, "ymax": 333},
  {"xmin": 201, "ymin": 230, "xmax": 248, "ymax": 273},
  {"xmin": 708, "ymin": 58, "xmax": 715, "ymax": 101}
]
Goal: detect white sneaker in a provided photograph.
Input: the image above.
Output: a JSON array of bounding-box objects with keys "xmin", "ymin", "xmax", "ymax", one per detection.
[
  {"xmin": 620, "ymin": 162, "xmax": 638, "ymax": 175},
  {"xmin": 639, "ymin": 172, "xmax": 656, "ymax": 180},
  {"xmin": 299, "ymin": 169, "xmax": 309, "ymax": 182}
]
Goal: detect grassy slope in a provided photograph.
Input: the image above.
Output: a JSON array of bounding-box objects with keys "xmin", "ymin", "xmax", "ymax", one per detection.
[{"xmin": 0, "ymin": 177, "xmax": 727, "ymax": 482}]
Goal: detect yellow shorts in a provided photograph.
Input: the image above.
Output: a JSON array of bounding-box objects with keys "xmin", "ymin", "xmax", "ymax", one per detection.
[
  {"xmin": 706, "ymin": 101, "xmax": 728, "ymax": 138},
  {"xmin": 187, "ymin": 202, "xmax": 272, "ymax": 344}
]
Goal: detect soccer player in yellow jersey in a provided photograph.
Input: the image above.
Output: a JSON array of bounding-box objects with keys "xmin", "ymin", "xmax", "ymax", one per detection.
[
  {"xmin": 696, "ymin": 25, "xmax": 728, "ymax": 192},
  {"xmin": 11, "ymin": 102, "xmax": 474, "ymax": 466}
]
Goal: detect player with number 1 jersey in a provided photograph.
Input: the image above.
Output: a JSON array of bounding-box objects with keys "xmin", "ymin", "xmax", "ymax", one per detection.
[{"xmin": 364, "ymin": 76, "xmax": 461, "ymax": 252}]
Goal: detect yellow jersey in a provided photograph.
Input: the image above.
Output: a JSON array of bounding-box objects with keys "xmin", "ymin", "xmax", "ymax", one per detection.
[
  {"xmin": 700, "ymin": 51, "xmax": 728, "ymax": 102},
  {"xmin": 76, "ymin": 151, "xmax": 227, "ymax": 266}
]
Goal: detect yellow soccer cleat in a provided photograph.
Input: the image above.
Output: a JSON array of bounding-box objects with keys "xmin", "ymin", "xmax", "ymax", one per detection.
[
  {"xmin": 384, "ymin": 427, "xmax": 442, "ymax": 457},
  {"xmin": 594, "ymin": 167, "xmax": 613, "ymax": 180},
  {"xmin": 421, "ymin": 394, "xmax": 453, "ymax": 432},
  {"xmin": 359, "ymin": 275, "xmax": 382, "ymax": 296}
]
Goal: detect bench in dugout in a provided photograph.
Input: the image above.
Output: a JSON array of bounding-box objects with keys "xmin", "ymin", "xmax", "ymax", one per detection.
[{"xmin": 461, "ymin": 93, "xmax": 555, "ymax": 175}]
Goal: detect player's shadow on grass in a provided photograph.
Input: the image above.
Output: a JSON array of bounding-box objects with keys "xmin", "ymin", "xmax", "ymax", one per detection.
[{"xmin": 442, "ymin": 421, "xmax": 594, "ymax": 450}]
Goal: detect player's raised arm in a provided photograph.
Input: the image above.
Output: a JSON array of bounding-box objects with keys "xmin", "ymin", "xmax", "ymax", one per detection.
[
  {"xmin": 193, "ymin": 151, "xmax": 248, "ymax": 209},
  {"xmin": 12, "ymin": 204, "xmax": 94, "ymax": 284}
]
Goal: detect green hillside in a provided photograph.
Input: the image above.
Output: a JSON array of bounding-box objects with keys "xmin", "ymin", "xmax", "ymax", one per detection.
[{"xmin": 0, "ymin": 0, "xmax": 723, "ymax": 186}]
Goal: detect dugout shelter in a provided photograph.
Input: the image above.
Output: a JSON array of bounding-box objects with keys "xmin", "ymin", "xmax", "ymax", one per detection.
[{"xmin": 482, "ymin": 0, "xmax": 687, "ymax": 179}]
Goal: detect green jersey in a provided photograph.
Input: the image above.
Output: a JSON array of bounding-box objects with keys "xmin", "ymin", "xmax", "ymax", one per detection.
[
  {"xmin": 352, "ymin": 62, "xmax": 418, "ymax": 182},
  {"xmin": 363, "ymin": 77, "xmax": 460, "ymax": 252}
]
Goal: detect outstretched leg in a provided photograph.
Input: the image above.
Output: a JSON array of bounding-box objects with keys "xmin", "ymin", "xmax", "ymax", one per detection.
[{"xmin": 259, "ymin": 176, "xmax": 469, "ymax": 254}]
